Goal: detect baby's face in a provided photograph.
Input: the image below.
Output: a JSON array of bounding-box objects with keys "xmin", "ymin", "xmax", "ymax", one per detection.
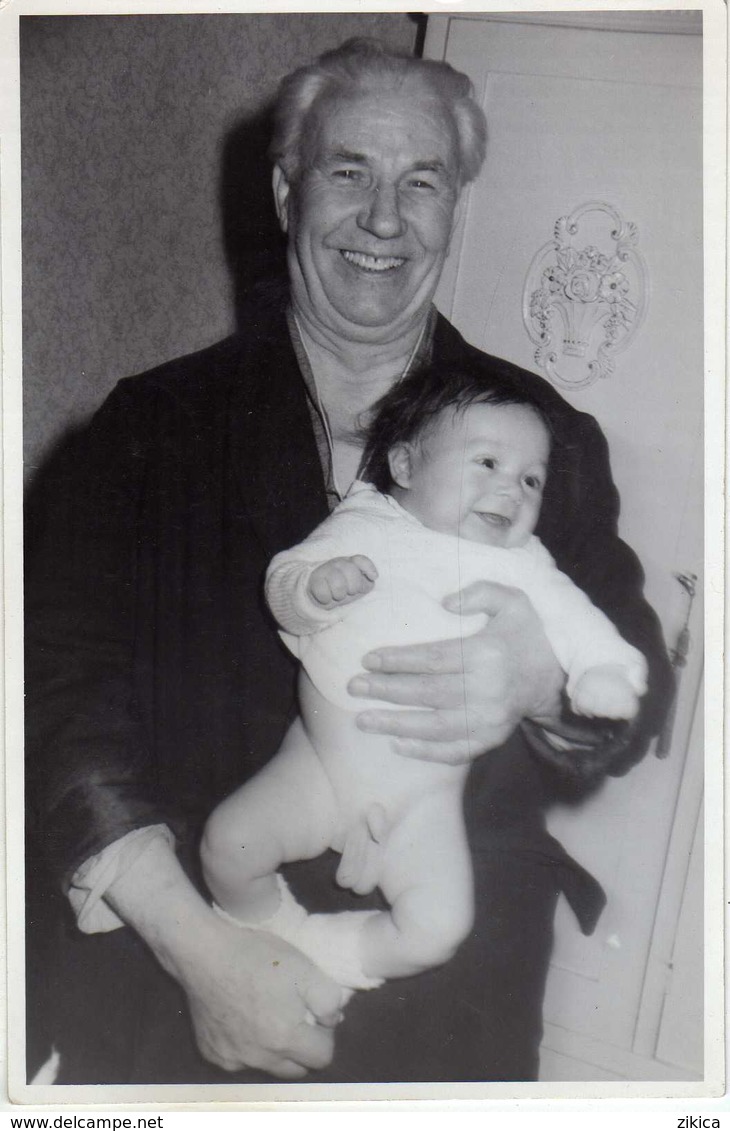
[{"xmin": 392, "ymin": 401, "xmax": 550, "ymax": 548}]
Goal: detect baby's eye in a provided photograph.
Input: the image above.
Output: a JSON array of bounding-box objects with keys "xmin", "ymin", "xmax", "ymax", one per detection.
[
  {"xmin": 479, "ymin": 457, "xmax": 496, "ymax": 469},
  {"xmin": 523, "ymin": 474, "xmax": 542, "ymax": 490}
]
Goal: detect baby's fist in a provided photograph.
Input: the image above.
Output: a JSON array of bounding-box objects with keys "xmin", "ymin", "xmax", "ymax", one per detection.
[
  {"xmin": 308, "ymin": 555, "xmax": 378, "ymax": 609},
  {"xmin": 572, "ymin": 664, "xmax": 641, "ymax": 721}
]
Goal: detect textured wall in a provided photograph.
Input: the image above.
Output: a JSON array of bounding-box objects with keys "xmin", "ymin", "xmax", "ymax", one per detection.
[{"xmin": 21, "ymin": 13, "xmax": 419, "ymax": 479}]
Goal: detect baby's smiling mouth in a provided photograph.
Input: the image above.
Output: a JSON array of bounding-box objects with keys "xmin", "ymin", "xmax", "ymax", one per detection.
[
  {"xmin": 341, "ymin": 250, "xmax": 406, "ymax": 273},
  {"xmin": 478, "ymin": 512, "xmax": 512, "ymax": 527}
]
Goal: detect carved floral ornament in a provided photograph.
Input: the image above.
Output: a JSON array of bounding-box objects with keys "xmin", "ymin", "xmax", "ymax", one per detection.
[{"xmin": 522, "ymin": 202, "xmax": 649, "ymax": 390}]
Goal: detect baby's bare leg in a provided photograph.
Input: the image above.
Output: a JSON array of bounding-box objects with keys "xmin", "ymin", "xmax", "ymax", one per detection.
[
  {"xmin": 200, "ymin": 718, "xmax": 340, "ymax": 922},
  {"xmin": 360, "ymin": 787, "xmax": 475, "ymax": 980}
]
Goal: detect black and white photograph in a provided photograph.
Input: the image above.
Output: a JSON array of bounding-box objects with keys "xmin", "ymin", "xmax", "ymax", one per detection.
[{"xmin": 5, "ymin": 0, "xmax": 723, "ymax": 1107}]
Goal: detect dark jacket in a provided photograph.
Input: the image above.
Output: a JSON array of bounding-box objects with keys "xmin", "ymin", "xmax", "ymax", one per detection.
[{"xmin": 24, "ymin": 288, "xmax": 672, "ymax": 1083}]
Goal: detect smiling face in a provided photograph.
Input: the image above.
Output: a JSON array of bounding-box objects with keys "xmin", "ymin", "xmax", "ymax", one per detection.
[
  {"xmin": 389, "ymin": 401, "xmax": 551, "ymax": 549},
  {"xmin": 274, "ymin": 84, "xmax": 462, "ymax": 344}
]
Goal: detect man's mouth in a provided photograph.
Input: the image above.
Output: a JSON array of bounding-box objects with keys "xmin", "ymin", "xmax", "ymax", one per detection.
[{"xmin": 341, "ymin": 250, "xmax": 406, "ymax": 273}]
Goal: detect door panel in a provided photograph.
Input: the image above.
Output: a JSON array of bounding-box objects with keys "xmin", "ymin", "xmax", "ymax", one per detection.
[{"xmin": 426, "ymin": 13, "xmax": 703, "ymax": 1072}]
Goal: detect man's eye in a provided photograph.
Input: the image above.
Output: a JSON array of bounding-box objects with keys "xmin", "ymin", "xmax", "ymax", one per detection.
[
  {"xmin": 408, "ymin": 177, "xmax": 436, "ymax": 191},
  {"xmin": 333, "ymin": 168, "xmax": 363, "ymax": 183}
]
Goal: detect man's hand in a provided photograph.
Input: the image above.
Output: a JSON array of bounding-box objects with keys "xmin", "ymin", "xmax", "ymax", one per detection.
[
  {"xmin": 308, "ymin": 555, "xmax": 378, "ymax": 609},
  {"xmin": 105, "ymin": 835, "xmax": 343, "ymax": 1078},
  {"xmin": 348, "ymin": 580, "xmax": 564, "ymax": 765},
  {"xmin": 179, "ymin": 917, "xmax": 342, "ymax": 1077}
]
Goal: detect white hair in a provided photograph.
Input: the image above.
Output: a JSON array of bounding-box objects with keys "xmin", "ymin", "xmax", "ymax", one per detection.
[{"xmin": 269, "ymin": 38, "xmax": 487, "ymax": 186}]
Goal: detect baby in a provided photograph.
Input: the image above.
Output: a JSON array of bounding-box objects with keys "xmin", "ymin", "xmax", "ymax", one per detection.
[{"xmin": 201, "ymin": 360, "xmax": 647, "ymax": 999}]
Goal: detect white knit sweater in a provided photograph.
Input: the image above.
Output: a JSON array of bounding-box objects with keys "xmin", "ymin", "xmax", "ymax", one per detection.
[{"xmin": 266, "ymin": 481, "xmax": 647, "ymax": 712}]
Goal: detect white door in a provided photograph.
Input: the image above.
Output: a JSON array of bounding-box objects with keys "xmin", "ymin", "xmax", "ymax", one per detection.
[{"xmin": 425, "ymin": 12, "xmax": 705, "ymax": 1078}]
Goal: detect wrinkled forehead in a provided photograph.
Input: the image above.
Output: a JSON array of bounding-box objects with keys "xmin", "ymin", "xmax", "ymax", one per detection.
[{"xmin": 304, "ymin": 82, "xmax": 461, "ymax": 174}]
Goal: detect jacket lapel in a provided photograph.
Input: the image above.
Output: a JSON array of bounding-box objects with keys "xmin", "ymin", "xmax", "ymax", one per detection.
[{"xmin": 228, "ymin": 299, "xmax": 328, "ymax": 559}]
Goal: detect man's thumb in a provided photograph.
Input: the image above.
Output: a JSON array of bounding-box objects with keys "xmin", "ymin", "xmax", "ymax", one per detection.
[{"xmin": 301, "ymin": 969, "xmax": 346, "ymax": 1028}]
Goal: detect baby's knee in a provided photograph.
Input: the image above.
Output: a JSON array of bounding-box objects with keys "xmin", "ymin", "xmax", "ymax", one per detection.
[
  {"xmin": 200, "ymin": 802, "xmax": 238, "ymax": 878},
  {"xmin": 200, "ymin": 792, "xmax": 262, "ymax": 882},
  {"xmin": 394, "ymin": 889, "xmax": 474, "ymax": 971}
]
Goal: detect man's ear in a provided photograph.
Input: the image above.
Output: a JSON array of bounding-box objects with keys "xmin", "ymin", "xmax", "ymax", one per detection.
[
  {"xmin": 388, "ymin": 443, "xmax": 415, "ymax": 490},
  {"xmin": 272, "ymin": 164, "xmax": 291, "ymax": 234}
]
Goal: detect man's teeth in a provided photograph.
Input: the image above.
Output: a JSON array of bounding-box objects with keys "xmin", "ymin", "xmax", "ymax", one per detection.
[{"xmin": 342, "ymin": 251, "xmax": 405, "ymax": 272}]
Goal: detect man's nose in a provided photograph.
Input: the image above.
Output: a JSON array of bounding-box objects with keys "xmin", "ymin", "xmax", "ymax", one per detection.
[{"xmin": 357, "ymin": 184, "xmax": 405, "ymax": 239}]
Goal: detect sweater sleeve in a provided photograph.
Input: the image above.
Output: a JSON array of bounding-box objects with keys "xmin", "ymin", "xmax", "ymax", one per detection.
[
  {"xmin": 265, "ymin": 559, "xmax": 340, "ymax": 635},
  {"xmin": 519, "ymin": 540, "xmax": 648, "ymax": 702},
  {"xmin": 264, "ymin": 488, "xmax": 385, "ymax": 636},
  {"xmin": 526, "ymin": 407, "xmax": 674, "ymax": 786}
]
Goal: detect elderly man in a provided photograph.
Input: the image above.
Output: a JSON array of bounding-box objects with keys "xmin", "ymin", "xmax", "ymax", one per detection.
[{"xmin": 26, "ymin": 39, "xmax": 671, "ymax": 1085}]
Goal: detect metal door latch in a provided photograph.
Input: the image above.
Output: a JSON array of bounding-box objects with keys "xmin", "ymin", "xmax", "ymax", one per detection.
[{"xmin": 656, "ymin": 572, "xmax": 697, "ymax": 758}]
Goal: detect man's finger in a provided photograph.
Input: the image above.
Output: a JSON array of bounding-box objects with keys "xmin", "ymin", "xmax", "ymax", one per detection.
[
  {"xmin": 356, "ymin": 707, "xmax": 468, "ymax": 741},
  {"xmin": 254, "ymin": 1054, "xmax": 309, "ymax": 1079},
  {"xmin": 203, "ymin": 1041, "xmax": 308, "ymax": 1079},
  {"xmin": 357, "ymin": 637, "xmax": 483, "ymax": 678},
  {"xmin": 300, "ymin": 970, "xmax": 346, "ymax": 1029},
  {"xmin": 392, "ymin": 737, "xmax": 485, "ymax": 765},
  {"xmin": 349, "ymin": 670, "xmax": 470, "ymax": 706},
  {"xmin": 287, "ymin": 1018, "xmax": 337, "ymax": 1071}
]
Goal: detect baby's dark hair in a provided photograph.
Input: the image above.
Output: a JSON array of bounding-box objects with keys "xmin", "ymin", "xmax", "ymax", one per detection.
[{"xmin": 360, "ymin": 358, "xmax": 554, "ymax": 493}]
